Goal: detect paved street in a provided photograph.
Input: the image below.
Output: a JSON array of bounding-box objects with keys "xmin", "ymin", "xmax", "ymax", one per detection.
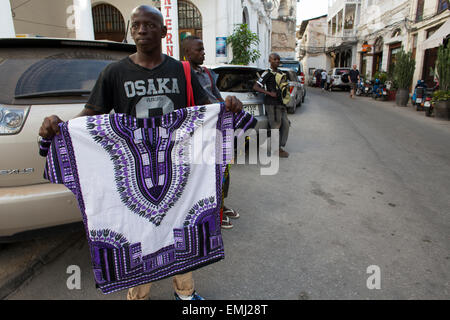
[{"xmin": 6, "ymin": 88, "xmax": 450, "ymax": 300}]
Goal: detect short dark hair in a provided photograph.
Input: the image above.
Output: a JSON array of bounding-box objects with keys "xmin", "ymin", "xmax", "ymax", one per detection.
[
  {"xmin": 269, "ymin": 53, "xmax": 280, "ymax": 59},
  {"xmin": 181, "ymin": 36, "xmax": 202, "ymax": 56}
]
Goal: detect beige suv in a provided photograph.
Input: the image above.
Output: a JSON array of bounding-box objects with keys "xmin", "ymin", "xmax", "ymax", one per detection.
[{"xmin": 0, "ymin": 38, "xmax": 135, "ymax": 240}]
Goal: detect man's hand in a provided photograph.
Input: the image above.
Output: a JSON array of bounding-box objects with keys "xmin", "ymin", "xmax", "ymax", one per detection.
[
  {"xmin": 39, "ymin": 115, "xmax": 64, "ymax": 139},
  {"xmin": 225, "ymin": 95, "xmax": 243, "ymax": 113}
]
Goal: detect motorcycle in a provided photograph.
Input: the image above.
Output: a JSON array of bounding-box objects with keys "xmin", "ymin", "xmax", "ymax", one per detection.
[
  {"xmin": 356, "ymin": 78, "xmax": 364, "ymax": 96},
  {"xmin": 424, "ymin": 81, "xmax": 439, "ymax": 117},
  {"xmin": 424, "ymin": 89, "xmax": 434, "ymax": 117},
  {"xmin": 363, "ymin": 80, "xmax": 372, "ymax": 96},
  {"xmin": 414, "ymin": 86, "xmax": 426, "ymax": 111},
  {"xmin": 372, "ymin": 79, "xmax": 388, "ymax": 101}
]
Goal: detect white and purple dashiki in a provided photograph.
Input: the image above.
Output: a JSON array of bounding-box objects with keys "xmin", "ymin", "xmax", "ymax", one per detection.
[{"xmin": 41, "ymin": 103, "xmax": 255, "ymax": 294}]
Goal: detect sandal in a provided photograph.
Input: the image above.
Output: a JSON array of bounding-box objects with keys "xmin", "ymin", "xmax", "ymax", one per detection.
[
  {"xmin": 221, "ymin": 216, "xmax": 233, "ymax": 229},
  {"xmin": 223, "ymin": 207, "xmax": 240, "ymax": 219}
]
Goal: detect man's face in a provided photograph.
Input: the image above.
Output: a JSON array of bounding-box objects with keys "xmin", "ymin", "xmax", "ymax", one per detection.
[
  {"xmin": 353, "ymin": 65, "xmax": 357, "ymax": 70},
  {"xmin": 269, "ymin": 55, "xmax": 280, "ymax": 69},
  {"xmin": 186, "ymin": 39, "xmax": 205, "ymax": 65},
  {"xmin": 130, "ymin": 9, "xmax": 167, "ymax": 52}
]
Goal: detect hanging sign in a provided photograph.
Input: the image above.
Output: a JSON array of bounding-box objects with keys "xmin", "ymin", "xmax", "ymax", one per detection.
[
  {"xmin": 162, "ymin": 0, "xmax": 179, "ymax": 60},
  {"xmin": 216, "ymin": 37, "xmax": 227, "ymax": 57}
]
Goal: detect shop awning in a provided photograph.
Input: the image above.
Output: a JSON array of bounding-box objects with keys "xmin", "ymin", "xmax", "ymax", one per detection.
[{"xmin": 423, "ymin": 18, "xmax": 450, "ymax": 50}]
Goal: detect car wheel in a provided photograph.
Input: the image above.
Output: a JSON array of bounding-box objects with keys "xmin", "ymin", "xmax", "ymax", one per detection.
[{"xmin": 287, "ymin": 106, "xmax": 295, "ymax": 114}]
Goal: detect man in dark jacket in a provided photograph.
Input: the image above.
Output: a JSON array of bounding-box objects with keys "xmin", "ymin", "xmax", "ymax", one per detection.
[{"xmin": 253, "ymin": 53, "xmax": 290, "ymax": 158}]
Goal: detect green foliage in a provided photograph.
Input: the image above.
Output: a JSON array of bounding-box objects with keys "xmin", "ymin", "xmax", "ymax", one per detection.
[
  {"xmin": 432, "ymin": 90, "xmax": 450, "ymax": 102},
  {"xmin": 393, "ymin": 49, "xmax": 415, "ymax": 89},
  {"xmin": 435, "ymin": 45, "xmax": 450, "ymax": 92},
  {"xmin": 227, "ymin": 24, "xmax": 261, "ymax": 65},
  {"xmin": 373, "ymin": 71, "xmax": 388, "ymax": 83}
]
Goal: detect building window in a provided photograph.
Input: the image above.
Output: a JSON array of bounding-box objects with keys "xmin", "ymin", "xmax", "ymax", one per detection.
[
  {"xmin": 437, "ymin": 0, "xmax": 449, "ymax": 13},
  {"xmin": 392, "ymin": 29, "xmax": 401, "ymax": 37},
  {"xmin": 412, "ymin": 33, "xmax": 418, "ymax": 60},
  {"xmin": 416, "ymin": 0, "xmax": 425, "ymax": 21},
  {"xmin": 178, "ymin": 0, "xmax": 202, "ymax": 29},
  {"xmin": 92, "ymin": 4, "xmax": 125, "ymax": 42},
  {"xmin": 243, "ymin": 7, "xmax": 249, "ymax": 25}
]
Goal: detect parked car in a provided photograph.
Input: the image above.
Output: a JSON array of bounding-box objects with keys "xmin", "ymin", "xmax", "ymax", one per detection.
[
  {"xmin": 280, "ymin": 59, "xmax": 305, "ymax": 84},
  {"xmin": 212, "ymin": 65, "xmax": 268, "ymax": 131},
  {"xmin": 329, "ymin": 67, "xmax": 351, "ymax": 91},
  {"xmin": 278, "ymin": 67, "xmax": 304, "ymax": 114},
  {"xmin": 0, "ymin": 38, "xmax": 136, "ymax": 241}
]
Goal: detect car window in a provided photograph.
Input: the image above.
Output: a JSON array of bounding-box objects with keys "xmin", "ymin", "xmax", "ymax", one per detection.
[
  {"xmin": 213, "ymin": 68, "xmax": 261, "ymax": 92},
  {"xmin": 336, "ymin": 69, "xmax": 350, "ymax": 75},
  {"xmin": 283, "ymin": 71, "xmax": 297, "ymax": 81},
  {"xmin": 280, "ymin": 62, "xmax": 301, "ymax": 74},
  {"xmin": 0, "ymin": 47, "xmax": 130, "ymax": 104}
]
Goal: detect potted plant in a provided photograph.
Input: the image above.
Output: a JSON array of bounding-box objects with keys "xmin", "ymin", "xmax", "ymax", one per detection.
[
  {"xmin": 433, "ymin": 45, "xmax": 450, "ymax": 120},
  {"xmin": 226, "ymin": 24, "xmax": 261, "ymax": 65},
  {"xmin": 393, "ymin": 49, "xmax": 415, "ymax": 106}
]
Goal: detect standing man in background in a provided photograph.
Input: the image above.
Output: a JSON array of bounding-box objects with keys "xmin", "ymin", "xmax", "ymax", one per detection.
[
  {"xmin": 253, "ymin": 53, "xmax": 290, "ymax": 158},
  {"xmin": 321, "ymin": 69, "xmax": 328, "ymax": 91},
  {"xmin": 349, "ymin": 64, "xmax": 360, "ymax": 98},
  {"xmin": 182, "ymin": 35, "xmax": 241, "ymax": 229}
]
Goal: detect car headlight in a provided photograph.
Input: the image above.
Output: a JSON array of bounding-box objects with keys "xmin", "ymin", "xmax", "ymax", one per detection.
[{"xmin": 0, "ymin": 106, "xmax": 30, "ymax": 135}]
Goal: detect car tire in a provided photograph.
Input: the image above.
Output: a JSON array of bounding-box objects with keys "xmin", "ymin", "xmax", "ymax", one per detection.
[{"xmin": 287, "ymin": 106, "xmax": 295, "ymax": 114}]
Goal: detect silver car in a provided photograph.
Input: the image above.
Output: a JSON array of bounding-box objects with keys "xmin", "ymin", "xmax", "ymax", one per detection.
[
  {"xmin": 212, "ymin": 65, "xmax": 268, "ymax": 131},
  {"xmin": 0, "ymin": 38, "xmax": 136, "ymax": 240}
]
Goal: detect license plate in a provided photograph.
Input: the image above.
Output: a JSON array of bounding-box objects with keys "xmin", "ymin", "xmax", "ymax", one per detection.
[
  {"xmin": 416, "ymin": 98, "xmax": 422, "ymax": 103},
  {"xmin": 424, "ymin": 101, "xmax": 431, "ymax": 107},
  {"xmin": 244, "ymin": 105, "xmax": 260, "ymax": 116}
]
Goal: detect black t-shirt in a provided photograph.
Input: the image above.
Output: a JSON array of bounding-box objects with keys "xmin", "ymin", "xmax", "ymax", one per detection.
[
  {"xmin": 86, "ymin": 55, "xmax": 208, "ymax": 117},
  {"xmin": 349, "ymin": 69, "xmax": 360, "ymax": 83},
  {"xmin": 256, "ymin": 69, "xmax": 282, "ymax": 105}
]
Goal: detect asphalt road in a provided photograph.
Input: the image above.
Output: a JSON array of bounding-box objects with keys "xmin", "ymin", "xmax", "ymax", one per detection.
[{"xmin": 7, "ymin": 88, "xmax": 450, "ymax": 300}]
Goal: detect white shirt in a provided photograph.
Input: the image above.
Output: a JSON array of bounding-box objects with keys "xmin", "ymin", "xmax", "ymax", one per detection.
[{"xmin": 321, "ymin": 71, "xmax": 327, "ymax": 80}]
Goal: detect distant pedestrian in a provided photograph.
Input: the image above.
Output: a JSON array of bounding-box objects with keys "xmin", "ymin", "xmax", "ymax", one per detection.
[
  {"xmin": 326, "ymin": 72, "xmax": 332, "ymax": 91},
  {"xmin": 321, "ymin": 70, "xmax": 327, "ymax": 90},
  {"xmin": 349, "ymin": 64, "xmax": 360, "ymax": 98},
  {"xmin": 253, "ymin": 53, "xmax": 290, "ymax": 158}
]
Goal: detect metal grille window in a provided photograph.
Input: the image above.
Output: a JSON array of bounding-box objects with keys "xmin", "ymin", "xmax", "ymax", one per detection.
[
  {"xmin": 416, "ymin": 0, "xmax": 425, "ymax": 22},
  {"xmin": 178, "ymin": 1, "xmax": 202, "ymax": 29},
  {"xmin": 92, "ymin": 4, "xmax": 125, "ymax": 33}
]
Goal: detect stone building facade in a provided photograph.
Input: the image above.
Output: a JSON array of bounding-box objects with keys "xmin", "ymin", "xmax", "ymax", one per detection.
[
  {"xmin": 5, "ymin": 0, "xmax": 273, "ymax": 68},
  {"xmin": 270, "ymin": 0, "xmax": 297, "ymax": 59}
]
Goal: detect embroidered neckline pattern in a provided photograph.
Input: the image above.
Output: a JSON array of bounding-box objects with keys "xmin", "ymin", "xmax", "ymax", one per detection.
[{"xmin": 86, "ymin": 107, "xmax": 206, "ymax": 226}]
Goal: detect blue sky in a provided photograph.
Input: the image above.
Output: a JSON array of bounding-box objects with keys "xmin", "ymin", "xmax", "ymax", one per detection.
[{"xmin": 297, "ymin": 0, "xmax": 329, "ymax": 23}]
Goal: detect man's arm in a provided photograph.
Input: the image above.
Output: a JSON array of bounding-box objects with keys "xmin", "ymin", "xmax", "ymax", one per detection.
[
  {"xmin": 38, "ymin": 108, "xmax": 103, "ymax": 139},
  {"xmin": 192, "ymin": 69, "xmax": 242, "ymax": 113},
  {"xmin": 253, "ymin": 71, "xmax": 277, "ymax": 98},
  {"xmin": 253, "ymin": 82, "xmax": 277, "ymax": 98}
]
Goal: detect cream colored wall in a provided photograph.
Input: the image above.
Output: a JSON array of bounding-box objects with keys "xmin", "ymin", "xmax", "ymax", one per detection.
[
  {"xmin": 408, "ymin": 0, "xmax": 450, "ymax": 90},
  {"xmin": 10, "ymin": 0, "xmax": 73, "ymax": 38}
]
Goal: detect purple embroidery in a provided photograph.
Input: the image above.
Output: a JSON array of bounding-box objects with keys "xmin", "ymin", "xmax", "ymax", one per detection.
[
  {"xmin": 86, "ymin": 107, "xmax": 205, "ymax": 226},
  {"xmin": 42, "ymin": 104, "xmax": 255, "ymax": 294}
]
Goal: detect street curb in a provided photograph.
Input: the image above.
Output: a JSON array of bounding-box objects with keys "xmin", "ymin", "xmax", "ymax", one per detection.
[{"xmin": 0, "ymin": 231, "xmax": 84, "ymax": 300}]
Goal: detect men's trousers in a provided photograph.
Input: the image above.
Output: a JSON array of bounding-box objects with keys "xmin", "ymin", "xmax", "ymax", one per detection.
[
  {"xmin": 127, "ymin": 272, "xmax": 194, "ymax": 300},
  {"xmin": 265, "ymin": 104, "xmax": 289, "ymax": 148}
]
